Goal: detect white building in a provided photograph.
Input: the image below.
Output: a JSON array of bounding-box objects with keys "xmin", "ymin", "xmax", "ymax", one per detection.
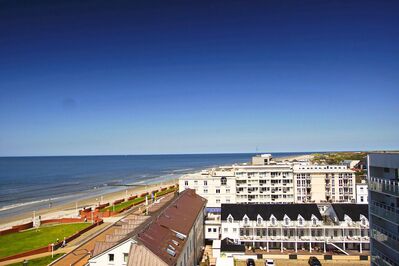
[
  {"xmin": 293, "ymin": 164, "xmax": 356, "ymax": 203},
  {"xmin": 88, "ymin": 189, "xmax": 207, "ymax": 266},
  {"xmin": 179, "ymin": 154, "xmax": 356, "ymax": 208},
  {"xmin": 220, "ymin": 203, "xmax": 369, "ymax": 255},
  {"xmin": 356, "ymin": 182, "xmax": 368, "ymax": 203}
]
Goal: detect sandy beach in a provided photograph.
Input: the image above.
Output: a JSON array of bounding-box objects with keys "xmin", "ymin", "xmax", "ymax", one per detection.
[
  {"xmin": 0, "ymin": 178, "xmax": 178, "ymax": 230},
  {"xmin": 0, "ymin": 153, "xmax": 313, "ymax": 230}
]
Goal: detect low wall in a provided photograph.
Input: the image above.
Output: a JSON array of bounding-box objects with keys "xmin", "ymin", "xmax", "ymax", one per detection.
[
  {"xmin": 41, "ymin": 218, "xmax": 83, "ymax": 225},
  {"xmin": 0, "ymin": 220, "xmax": 103, "ymax": 263},
  {"xmin": 0, "ymin": 222, "xmax": 33, "ymax": 236}
]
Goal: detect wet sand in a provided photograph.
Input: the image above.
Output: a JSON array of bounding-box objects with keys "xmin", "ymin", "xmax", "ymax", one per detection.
[{"xmin": 0, "ymin": 178, "xmax": 178, "ymax": 230}]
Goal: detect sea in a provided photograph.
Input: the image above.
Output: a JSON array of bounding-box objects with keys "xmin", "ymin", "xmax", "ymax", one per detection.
[{"xmin": 0, "ymin": 152, "xmax": 310, "ymax": 219}]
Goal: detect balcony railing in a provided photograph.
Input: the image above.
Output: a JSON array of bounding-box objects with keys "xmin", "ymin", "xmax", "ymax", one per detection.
[
  {"xmin": 369, "ymin": 177, "xmax": 399, "ymax": 196},
  {"xmin": 370, "ymin": 204, "xmax": 399, "ymax": 224}
]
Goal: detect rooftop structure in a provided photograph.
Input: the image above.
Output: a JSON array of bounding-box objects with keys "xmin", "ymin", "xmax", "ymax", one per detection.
[
  {"xmin": 88, "ymin": 189, "xmax": 207, "ymax": 266},
  {"xmin": 220, "ymin": 203, "xmax": 369, "ymax": 255}
]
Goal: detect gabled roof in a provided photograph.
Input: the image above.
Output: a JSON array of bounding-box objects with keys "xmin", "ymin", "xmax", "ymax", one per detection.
[
  {"xmin": 128, "ymin": 244, "xmax": 167, "ymax": 266},
  {"xmin": 331, "ymin": 204, "xmax": 368, "ymax": 221},
  {"xmin": 221, "ymin": 204, "xmax": 322, "ymax": 221},
  {"xmin": 136, "ymin": 189, "xmax": 206, "ymax": 265},
  {"xmin": 220, "ymin": 238, "xmax": 245, "ymax": 252}
]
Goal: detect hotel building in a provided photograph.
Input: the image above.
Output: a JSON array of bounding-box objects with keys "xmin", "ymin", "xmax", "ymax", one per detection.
[
  {"xmin": 220, "ymin": 203, "xmax": 369, "ymax": 254},
  {"xmin": 179, "ymin": 154, "xmax": 357, "ymax": 208},
  {"xmin": 368, "ymin": 153, "xmax": 399, "ymax": 266}
]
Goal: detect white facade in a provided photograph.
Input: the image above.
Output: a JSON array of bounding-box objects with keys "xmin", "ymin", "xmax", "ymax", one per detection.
[
  {"xmin": 293, "ymin": 164, "xmax": 356, "ymax": 203},
  {"xmin": 179, "ymin": 155, "xmax": 357, "ymax": 209},
  {"xmin": 356, "ymin": 183, "xmax": 368, "ymax": 203},
  {"xmin": 89, "ymin": 239, "xmax": 133, "ymax": 265},
  {"xmin": 221, "ymin": 204, "xmax": 369, "ymax": 254}
]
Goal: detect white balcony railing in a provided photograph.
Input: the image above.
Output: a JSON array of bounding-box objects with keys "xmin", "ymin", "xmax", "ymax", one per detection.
[{"xmin": 369, "ymin": 176, "xmax": 399, "ymax": 196}]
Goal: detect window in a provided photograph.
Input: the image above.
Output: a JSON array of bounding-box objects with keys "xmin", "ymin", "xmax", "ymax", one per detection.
[
  {"xmin": 228, "ymin": 215, "xmax": 233, "ymax": 223},
  {"xmin": 312, "ymin": 218, "xmax": 317, "ymax": 225},
  {"xmin": 226, "ymin": 189, "xmax": 230, "ymax": 193},
  {"xmin": 221, "ymin": 177, "xmax": 227, "ymax": 185},
  {"xmin": 213, "ymin": 228, "xmax": 217, "ymax": 232},
  {"xmin": 257, "ymin": 217, "xmax": 262, "ymax": 225},
  {"xmin": 284, "ymin": 217, "xmax": 289, "ymax": 226},
  {"xmin": 216, "ymin": 199, "xmax": 220, "ymax": 203},
  {"xmin": 123, "ymin": 253, "xmax": 128, "ymax": 263},
  {"xmin": 208, "ymin": 228, "xmax": 212, "ymax": 232},
  {"xmin": 361, "ymin": 218, "xmax": 366, "ymax": 226},
  {"xmin": 224, "ymin": 228, "xmax": 228, "ymax": 233},
  {"xmin": 204, "ymin": 189, "xmax": 208, "ymax": 193},
  {"xmin": 194, "ymin": 180, "xmax": 198, "ymax": 185},
  {"xmin": 271, "ymin": 217, "xmax": 276, "ymax": 225},
  {"xmin": 108, "ymin": 254, "xmax": 114, "ymax": 262},
  {"xmin": 360, "ymin": 196, "xmax": 364, "ymax": 202},
  {"xmin": 216, "ymin": 189, "xmax": 220, "ymax": 193},
  {"xmin": 298, "ymin": 217, "xmax": 303, "ymax": 226},
  {"xmin": 204, "ymin": 180, "xmax": 207, "ymax": 186},
  {"xmin": 184, "ymin": 181, "xmax": 188, "ymax": 186},
  {"xmin": 243, "ymin": 216, "xmax": 249, "ymax": 225},
  {"xmin": 226, "ymin": 199, "xmax": 230, "ymax": 203}
]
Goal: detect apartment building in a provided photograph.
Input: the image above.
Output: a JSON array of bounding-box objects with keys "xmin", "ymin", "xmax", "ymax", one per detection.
[
  {"xmin": 179, "ymin": 154, "xmax": 356, "ymax": 209},
  {"xmin": 88, "ymin": 189, "xmax": 207, "ymax": 266},
  {"xmin": 368, "ymin": 153, "xmax": 399, "ymax": 266},
  {"xmin": 293, "ymin": 164, "xmax": 356, "ymax": 203},
  {"xmin": 220, "ymin": 203, "xmax": 369, "ymax": 254}
]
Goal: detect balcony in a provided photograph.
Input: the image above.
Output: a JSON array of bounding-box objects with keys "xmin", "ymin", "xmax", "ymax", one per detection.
[
  {"xmin": 369, "ymin": 177, "xmax": 399, "ymax": 197},
  {"xmin": 370, "ymin": 204, "xmax": 399, "ymax": 224}
]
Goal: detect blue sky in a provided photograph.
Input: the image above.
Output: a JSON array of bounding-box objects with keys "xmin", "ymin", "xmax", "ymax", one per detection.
[{"xmin": 0, "ymin": 0, "xmax": 398, "ymax": 156}]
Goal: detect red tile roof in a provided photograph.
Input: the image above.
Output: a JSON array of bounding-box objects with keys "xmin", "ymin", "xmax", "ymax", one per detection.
[{"xmin": 135, "ymin": 189, "xmax": 206, "ymax": 265}]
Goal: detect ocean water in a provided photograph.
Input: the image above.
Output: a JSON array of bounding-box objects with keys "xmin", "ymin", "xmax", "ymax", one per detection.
[{"xmin": 0, "ymin": 152, "xmax": 309, "ymax": 219}]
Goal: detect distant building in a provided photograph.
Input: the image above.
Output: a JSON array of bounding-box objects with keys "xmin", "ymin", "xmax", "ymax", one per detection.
[
  {"xmin": 88, "ymin": 189, "xmax": 206, "ymax": 266},
  {"xmin": 368, "ymin": 153, "xmax": 399, "ymax": 266},
  {"xmin": 342, "ymin": 160, "xmax": 361, "ymax": 169},
  {"xmin": 356, "ymin": 182, "xmax": 368, "ymax": 203},
  {"xmin": 220, "ymin": 203, "xmax": 369, "ymax": 255},
  {"xmin": 180, "ymin": 154, "xmax": 357, "ymax": 241},
  {"xmin": 180, "ymin": 154, "xmax": 356, "ymax": 208}
]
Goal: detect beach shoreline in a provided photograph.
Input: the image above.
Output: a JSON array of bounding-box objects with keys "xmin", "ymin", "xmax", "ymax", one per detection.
[
  {"xmin": 0, "ymin": 153, "xmax": 314, "ymax": 230},
  {"xmin": 0, "ymin": 178, "xmax": 178, "ymax": 230}
]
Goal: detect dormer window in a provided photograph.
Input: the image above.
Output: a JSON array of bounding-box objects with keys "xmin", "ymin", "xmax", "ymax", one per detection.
[
  {"xmin": 360, "ymin": 216, "xmax": 367, "ymax": 226},
  {"xmin": 270, "ymin": 216, "xmax": 276, "ymax": 225},
  {"xmin": 243, "ymin": 215, "xmax": 249, "ymax": 225},
  {"xmin": 257, "ymin": 215, "xmax": 263, "ymax": 225},
  {"xmin": 227, "ymin": 215, "xmax": 234, "ymax": 223},
  {"xmin": 284, "ymin": 217, "xmax": 289, "ymax": 226},
  {"xmin": 298, "ymin": 217, "xmax": 303, "ymax": 226},
  {"xmin": 221, "ymin": 177, "xmax": 227, "ymax": 186},
  {"xmin": 312, "ymin": 218, "xmax": 317, "ymax": 225}
]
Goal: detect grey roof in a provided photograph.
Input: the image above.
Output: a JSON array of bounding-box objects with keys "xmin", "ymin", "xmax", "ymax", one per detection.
[
  {"xmin": 221, "ymin": 203, "xmax": 322, "ymax": 221},
  {"xmin": 331, "ymin": 204, "xmax": 368, "ymax": 221},
  {"xmin": 220, "ymin": 238, "xmax": 245, "ymax": 252}
]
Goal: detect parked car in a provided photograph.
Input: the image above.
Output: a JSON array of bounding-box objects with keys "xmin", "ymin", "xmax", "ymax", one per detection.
[
  {"xmin": 308, "ymin": 256, "xmax": 322, "ymax": 266},
  {"xmin": 246, "ymin": 258, "xmax": 256, "ymax": 266},
  {"xmin": 265, "ymin": 259, "xmax": 276, "ymax": 266}
]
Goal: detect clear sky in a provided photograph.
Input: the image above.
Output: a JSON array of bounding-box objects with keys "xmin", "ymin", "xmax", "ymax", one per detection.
[{"xmin": 0, "ymin": 0, "xmax": 398, "ymax": 156}]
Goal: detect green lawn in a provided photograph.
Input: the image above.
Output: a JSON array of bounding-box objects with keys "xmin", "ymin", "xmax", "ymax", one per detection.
[
  {"xmin": 102, "ymin": 196, "xmax": 146, "ymax": 213},
  {"xmin": 6, "ymin": 253, "xmax": 64, "ymax": 266},
  {"xmin": 155, "ymin": 187, "xmax": 176, "ymax": 197},
  {"xmin": 0, "ymin": 223, "xmax": 90, "ymax": 259}
]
